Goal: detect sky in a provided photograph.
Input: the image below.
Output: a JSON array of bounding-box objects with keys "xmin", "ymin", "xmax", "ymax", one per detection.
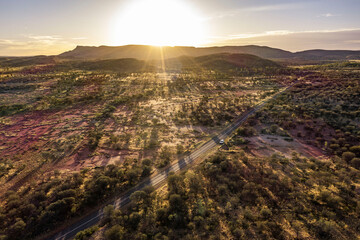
[{"xmin": 0, "ymin": 0, "xmax": 359, "ymax": 56}]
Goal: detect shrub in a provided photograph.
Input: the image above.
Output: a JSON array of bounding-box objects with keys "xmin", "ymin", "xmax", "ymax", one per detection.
[
  {"xmin": 342, "ymin": 152, "xmax": 355, "ymax": 163},
  {"xmin": 349, "ymin": 146, "xmax": 360, "ymax": 156},
  {"xmin": 104, "ymin": 225, "xmax": 125, "ymax": 240},
  {"xmin": 260, "ymin": 207, "xmax": 272, "ymax": 219},
  {"xmin": 350, "ymin": 158, "xmax": 360, "ymax": 169},
  {"xmin": 75, "ymin": 225, "xmax": 99, "ymax": 240},
  {"xmin": 237, "ymin": 126, "xmax": 256, "ymax": 137}
]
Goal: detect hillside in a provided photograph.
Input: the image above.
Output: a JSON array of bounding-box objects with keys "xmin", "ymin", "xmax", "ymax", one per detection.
[
  {"xmin": 195, "ymin": 53, "xmax": 280, "ymax": 69},
  {"xmin": 0, "ymin": 56, "xmax": 55, "ymax": 67},
  {"xmin": 0, "ymin": 53, "xmax": 280, "ymax": 73},
  {"xmin": 59, "ymin": 45, "xmax": 293, "ymax": 60},
  {"xmin": 294, "ymin": 49, "xmax": 360, "ymax": 60},
  {"xmin": 59, "ymin": 53, "xmax": 280, "ymax": 73},
  {"xmin": 56, "ymin": 58, "xmax": 154, "ymax": 73},
  {"xmin": 0, "ymin": 50, "xmax": 359, "ymax": 240},
  {"xmin": 164, "ymin": 53, "xmax": 280, "ymax": 71},
  {"xmin": 59, "ymin": 45, "xmax": 360, "ymax": 61}
]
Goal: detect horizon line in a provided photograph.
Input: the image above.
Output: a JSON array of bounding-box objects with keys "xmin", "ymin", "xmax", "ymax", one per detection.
[{"xmin": 2, "ymin": 44, "xmax": 360, "ymax": 58}]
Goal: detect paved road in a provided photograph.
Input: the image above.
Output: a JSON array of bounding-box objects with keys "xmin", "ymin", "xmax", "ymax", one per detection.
[{"xmin": 47, "ymin": 84, "xmax": 293, "ymax": 240}]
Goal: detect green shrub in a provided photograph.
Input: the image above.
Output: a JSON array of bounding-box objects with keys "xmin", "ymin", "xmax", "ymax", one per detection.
[
  {"xmin": 104, "ymin": 225, "xmax": 125, "ymax": 240},
  {"xmin": 342, "ymin": 152, "xmax": 355, "ymax": 163}
]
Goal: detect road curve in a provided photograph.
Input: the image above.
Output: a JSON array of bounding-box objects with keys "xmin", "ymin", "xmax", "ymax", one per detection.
[{"xmin": 47, "ymin": 84, "xmax": 293, "ymax": 240}]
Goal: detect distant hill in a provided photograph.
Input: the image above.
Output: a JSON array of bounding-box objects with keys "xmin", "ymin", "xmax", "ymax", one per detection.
[
  {"xmin": 59, "ymin": 45, "xmax": 292, "ymax": 60},
  {"xmin": 0, "ymin": 56, "xmax": 55, "ymax": 67},
  {"xmin": 164, "ymin": 53, "xmax": 280, "ymax": 71},
  {"xmin": 0, "ymin": 51, "xmax": 280, "ymax": 72},
  {"xmin": 59, "ymin": 45, "xmax": 360, "ymax": 61},
  {"xmin": 56, "ymin": 58, "xmax": 154, "ymax": 72},
  {"xmin": 293, "ymin": 50, "xmax": 360, "ymax": 60},
  {"xmin": 53, "ymin": 53, "xmax": 279, "ymax": 73}
]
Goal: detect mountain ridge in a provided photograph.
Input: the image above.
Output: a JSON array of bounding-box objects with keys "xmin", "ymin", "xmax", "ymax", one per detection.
[{"xmin": 59, "ymin": 45, "xmax": 360, "ymax": 61}]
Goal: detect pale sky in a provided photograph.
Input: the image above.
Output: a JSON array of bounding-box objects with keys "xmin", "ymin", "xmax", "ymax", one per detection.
[{"xmin": 0, "ymin": 0, "xmax": 359, "ymax": 56}]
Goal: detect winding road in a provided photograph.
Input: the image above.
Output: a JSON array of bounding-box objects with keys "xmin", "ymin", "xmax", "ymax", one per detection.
[{"xmin": 46, "ymin": 84, "xmax": 294, "ymax": 240}]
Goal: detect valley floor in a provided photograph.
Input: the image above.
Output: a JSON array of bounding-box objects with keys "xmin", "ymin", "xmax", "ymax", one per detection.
[{"xmin": 0, "ymin": 61, "xmax": 359, "ymax": 240}]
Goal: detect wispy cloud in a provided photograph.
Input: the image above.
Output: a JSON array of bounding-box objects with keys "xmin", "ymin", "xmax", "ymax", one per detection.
[
  {"xmin": 243, "ymin": 3, "xmax": 305, "ymax": 12},
  {"xmin": 28, "ymin": 35, "xmax": 62, "ymax": 40},
  {"xmin": 206, "ymin": 2, "xmax": 307, "ymax": 21},
  {"xmin": 0, "ymin": 35, "xmax": 88, "ymax": 56},
  {"xmin": 319, "ymin": 13, "xmax": 340, "ymax": 17},
  {"xmin": 72, "ymin": 37, "xmax": 87, "ymax": 40},
  {"xmin": 345, "ymin": 40, "xmax": 360, "ymax": 44},
  {"xmin": 0, "ymin": 39, "xmax": 21, "ymax": 46},
  {"xmin": 207, "ymin": 28, "xmax": 360, "ymax": 51},
  {"xmin": 226, "ymin": 28, "xmax": 360, "ymax": 40},
  {"xmin": 229, "ymin": 30, "xmax": 293, "ymax": 39}
]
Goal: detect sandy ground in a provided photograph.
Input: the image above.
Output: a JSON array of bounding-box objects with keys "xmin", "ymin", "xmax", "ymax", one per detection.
[
  {"xmin": 246, "ymin": 134, "xmax": 325, "ymax": 159},
  {"xmin": 0, "ymin": 72, "xmax": 286, "ymax": 195}
]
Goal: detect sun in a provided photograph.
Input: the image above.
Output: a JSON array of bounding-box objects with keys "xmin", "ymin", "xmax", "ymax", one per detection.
[{"xmin": 109, "ymin": 0, "xmax": 207, "ymax": 46}]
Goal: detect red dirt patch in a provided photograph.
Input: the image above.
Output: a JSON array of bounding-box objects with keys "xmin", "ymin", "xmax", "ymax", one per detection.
[{"xmin": 246, "ymin": 134, "xmax": 325, "ymax": 159}]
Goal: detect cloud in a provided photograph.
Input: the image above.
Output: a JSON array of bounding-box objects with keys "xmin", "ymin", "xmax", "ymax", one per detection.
[
  {"xmin": 229, "ymin": 30, "xmax": 293, "ymax": 39},
  {"xmin": 28, "ymin": 35, "xmax": 62, "ymax": 40},
  {"xmin": 345, "ymin": 40, "xmax": 360, "ymax": 44},
  {"xmin": 319, "ymin": 13, "xmax": 340, "ymax": 17},
  {"xmin": 206, "ymin": 2, "xmax": 307, "ymax": 20},
  {"xmin": 0, "ymin": 39, "xmax": 22, "ymax": 46},
  {"xmin": 243, "ymin": 2, "xmax": 305, "ymax": 12},
  {"xmin": 224, "ymin": 28, "xmax": 360, "ymax": 40},
  {"xmin": 0, "ymin": 35, "xmax": 88, "ymax": 56},
  {"xmin": 207, "ymin": 28, "xmax": 360, "ymax": 51},
  {"xmin": 72, "ymin": 37, "xmax": 87, "ymax": 40}
]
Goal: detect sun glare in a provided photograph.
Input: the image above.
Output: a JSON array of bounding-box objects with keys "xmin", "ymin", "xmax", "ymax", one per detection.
[{"xmin": 109, "ymin": 0, "xmax": 207, "ymax": 46}]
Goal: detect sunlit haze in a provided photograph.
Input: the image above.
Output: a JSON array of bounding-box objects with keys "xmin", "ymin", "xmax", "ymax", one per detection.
[
  {"xmin": 1, "ymin": 0, "xmax": 360, "ymax": 239},
  {"xmin": 110, "ymin": 0, "xmax": 206, "ymax": 46},
  {"xmin": 0, "ymin": 0, "xmax": 359, "ymax": 55}
]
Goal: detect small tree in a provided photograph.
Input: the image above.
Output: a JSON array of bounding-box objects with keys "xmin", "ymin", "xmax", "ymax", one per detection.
[
  {"xmin": 102, "ymin": 205, "xmax": 115, "ymax": 225},
  {"xmin": 176, "ymin": 144, "xmax": 184, "ymax": 155},
  {"xmin": 351, "ymin": 158, "xmax": 360, "ymax": 169},
  {"xmin": 104, "ymin": 225, "xmax": 125, "ymax": 240},
  {"xmin": 342, "ymin": 152, "xmax": 355, "ymax": 163},
  {"xmin": 158, "ymin": 146, "xmax": 173, "ymax": 167},
  {"xmin": 260, "ymin": 206, "xmax": 272, "ymax": 219},
  {"xmin": 9, "ymin": 218, "xmax": 26, "ymax": 239},
  {"xmin": 349, "ymin": 146, "xmax": 360, "ymax": 156}
]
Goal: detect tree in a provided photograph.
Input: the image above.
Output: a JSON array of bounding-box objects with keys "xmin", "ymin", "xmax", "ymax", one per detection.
[
  {"xmin": 315, "ymin": 220, "xmax": 336, "ymax": 239},
  {"xmin": 75, "ymin": 226, "xmax": 99, "ymax": 240},
  {"xmin": 156, "ymin": 208, "xmax": 168, "ymax": 224},
  {"xmin": 185, "ymin": 170, "xmax": 202, "ymax": 195},
  {"xmin": 130, "ymin": 191, "xmax": 150, "ymax": 211},
  {"xmin": 9, "ymin": 218, "xmax": 26, "ymax": 239},
  {"xmin": 158, "ymin": 146, "xmax": 173, "ymax": 168},
  {"xmin": 88, "ymin": 128, "xmax": 103, "ymax": 150},
  {"xmin": 128, "ymin": 212, "xmax": 141, "ymax": 229},
  {"xmin": 176, "ymin": 144, "xmax": 184, "ymax": 155},
  {"xmin": 342, "ymin": 152, "xmax": 355, "ymax": 163},
  {"xmin": 349, "ymin": 146, "xmax": 360, "ymax": 156},
  {"xmin": 237, "ymin": 126, "xmax": 256, "ymax": 137},
  {"xmin": 260, "ymin": 207, "xmax": 272, "ymax": 219},
  {"xmin": 104, "ymin": 225, "xmax": 125, "ymax": 240},
  {"xmin": 350, "ymin": 158, "xmax": 360, "ymax": 169},
  {"xmin": 141, "ymin": 159, "xmax": 152, "ymax": 177},
  {"xmin": 102, "ymin": 205, "xmax": 115, "ymax": 225},
  {"xmin": 148, "ymin": 129, "xmax": 159, "ymax": 149},
  {"xmin": 167, "ymin": 174, "xmax": 185, "ymax": 196},
  {"xmin": 169, "ymin": 194, "xmax": 187, "ymax": 214},
  {"xmin": 94, "ymin": 176, "xmax": 112, "ymax": 194},
  {"xmin": 126, "ymin": 168, "xmax": 141, "ymax": 185}
]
